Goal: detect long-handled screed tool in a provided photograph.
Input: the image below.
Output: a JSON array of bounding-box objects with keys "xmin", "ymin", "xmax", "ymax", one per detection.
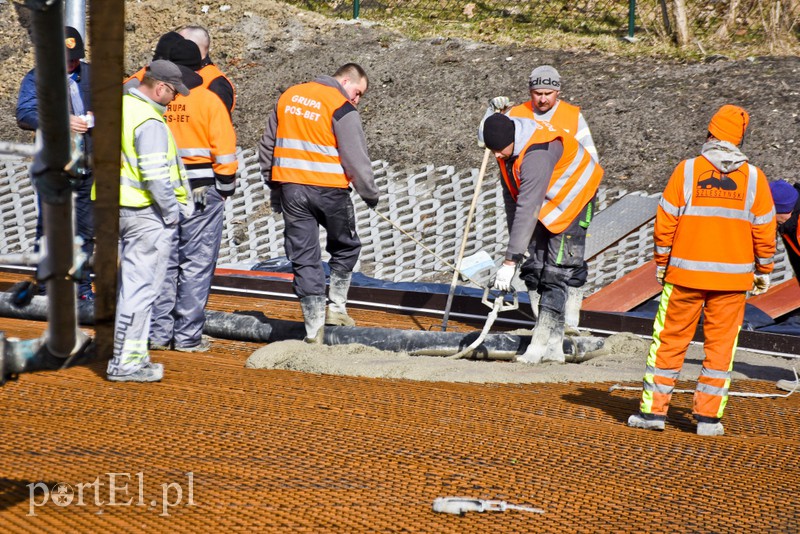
[{"xmin": 440, "ymin": 147, "xmax": 492, "ymax": 331}]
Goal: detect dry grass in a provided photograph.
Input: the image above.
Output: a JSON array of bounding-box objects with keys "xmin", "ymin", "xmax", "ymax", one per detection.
[{"xmin": 291, "ymin": 0, "xmax": 800, "ymax": 59}]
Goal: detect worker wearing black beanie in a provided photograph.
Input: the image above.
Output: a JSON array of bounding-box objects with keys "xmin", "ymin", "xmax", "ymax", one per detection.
[
  {"xmin": 483, "ymin": 113, "xmax": 516, "ymax": 152},
  {"xmin": 483, "ymin": 113, "xmax": 603, "ymax": 366}
]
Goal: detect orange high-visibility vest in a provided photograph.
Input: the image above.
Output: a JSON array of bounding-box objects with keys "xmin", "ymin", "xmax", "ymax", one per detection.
[
  {"xmin": 164, "ymin": 84, "xmax": 238, "ymax": 193},
  {"xmin": 502, "ymin": 120, "xmax": 603, "ymax": 234},
  {"xmin": 124, "ymin": 67, "xmax": 145, "ymax": 85},
  {"xmin": 654, "ymin": 157, "xmax": 776, "ymax": 291},
  {"xmin": 197, "ymin": 63, "xmax": 236, "ymax": 113},
  {"xmin": 271, "ymin": 82, "xmax": 350, "ymax": 189},
  {"xmin": 508, "ymin": 100, "xmax": 581, "ymax": 136}
]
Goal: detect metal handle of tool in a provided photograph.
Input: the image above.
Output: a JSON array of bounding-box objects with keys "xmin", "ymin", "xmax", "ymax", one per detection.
[
  {"xmin": 447, "ymin": 287, "xmax": 518, "ymax": 360},
  {"xmin": 371, "ymin": 206, "xmax": 537, "ymax": 326},
  {"xmin": 440, "ymin": 147, "xmax": 492, "ymax": 331},
  {"xmin": 432, "ymin": 496, "xmax": 545, "ymax": 515}
]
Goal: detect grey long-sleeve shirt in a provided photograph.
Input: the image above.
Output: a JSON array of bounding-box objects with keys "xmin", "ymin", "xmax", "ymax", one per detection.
[
  {"xmin": 258, "ymin": 75, "xmax": 379, "ymax": 203},
  {"xmin": 501, "ymin": 119, "xmax": 564, "ymax": 262}
]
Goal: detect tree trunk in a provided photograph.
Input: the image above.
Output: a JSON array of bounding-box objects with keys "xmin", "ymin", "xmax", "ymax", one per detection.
[{"xmin": 672, "ymin": 0, "xmax": 692, "ymax": 46}]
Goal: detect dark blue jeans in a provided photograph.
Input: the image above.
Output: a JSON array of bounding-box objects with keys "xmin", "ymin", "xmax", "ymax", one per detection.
[{"xmin": 34, "ymin": 176, "xmax": 95, "ymax": 297}]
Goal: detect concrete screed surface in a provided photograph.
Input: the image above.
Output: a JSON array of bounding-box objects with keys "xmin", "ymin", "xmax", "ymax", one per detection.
[{"xmin": 247, "ymin": 333, "xmax": 800, "ymax": 385}]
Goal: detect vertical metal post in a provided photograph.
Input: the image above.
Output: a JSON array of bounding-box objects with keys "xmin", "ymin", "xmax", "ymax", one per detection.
[
  {"xmin": 628, "ymin": 0, "xmax": 636, "ymax": 40},
  {"xmin": 89, "ymin": 1, "xmax": 124, "ymax": 359},
  {"xmin": 353, "ymin": 0, "xmax": 360, "ymax": 20},
  {"xmin": 64, "ymin": 0, "xmax": 86, "ymax": 37},
  {"xmin": 29, "ymin": 0, "xmax": 79, "ymax": 357}
]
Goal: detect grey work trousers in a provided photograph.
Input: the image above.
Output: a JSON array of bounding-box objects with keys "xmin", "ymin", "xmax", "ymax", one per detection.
[
  {"xmin": 108, "ymin": 209, "xmax": 175, "ymax": 376},
  {"xmin": 519, "ymin": 200, "xmax": 591, "ymax": 316},
  {"xmin": 150, "ymin": 187, "xmax": 225, "ymax": 348},
  {"xmin": 280, "ymin": 183, "xmax": 361, "ymax": 298}
]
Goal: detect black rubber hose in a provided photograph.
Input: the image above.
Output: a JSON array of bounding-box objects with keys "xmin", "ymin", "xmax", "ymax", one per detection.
[{"xmin": 0, "ymin": 290, "xmax": 604, "ymax": 362}]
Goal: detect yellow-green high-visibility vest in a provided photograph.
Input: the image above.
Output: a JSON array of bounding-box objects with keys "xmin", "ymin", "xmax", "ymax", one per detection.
[{"xmin": 116, "ymin": 93, "xmax": 189, "ymax": 207}]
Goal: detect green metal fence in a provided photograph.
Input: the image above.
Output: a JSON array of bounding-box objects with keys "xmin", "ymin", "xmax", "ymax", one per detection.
[{"xmin": 288, "ymin": 0, "xmax": 800, "ymax": 47}]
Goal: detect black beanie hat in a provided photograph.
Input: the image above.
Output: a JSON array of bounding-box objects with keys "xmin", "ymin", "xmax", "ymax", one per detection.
[
  {"xmin": 153, "ymin": 32, "xmax": 183, "ymax": 61},
  {"xmin": 483, "ymin": 114, "xmax": 516, "ymax": 151},
  {"xmin": 169, "ymin": 39, "xmax": 202, "ymax": 71}
]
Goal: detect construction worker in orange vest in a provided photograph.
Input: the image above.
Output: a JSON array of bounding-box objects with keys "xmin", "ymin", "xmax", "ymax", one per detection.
[
  {"xmin": 483, "ymin": 113, "xmax": 603, "ymax": 364},
  {"xmin": 479, "ymin": 65, "xmax": 598, "ymax": 332},
  {"xmin": 178, "ymin": 25, "xmax": 236, "ymax": 116},
  {"xmin": 137, "ymin": 37, "xmax": 239, "ymax": 352},
  {"xmin": 628, "ymin": 104, "xmax": 776, "ymax": 436},
  {"xmin": 258, "ymin": 63, "xmax": 380, "ymax": 343},
  {"xmin": 767, "ymin": 180, "xmax": 800, "ymax": 392}
]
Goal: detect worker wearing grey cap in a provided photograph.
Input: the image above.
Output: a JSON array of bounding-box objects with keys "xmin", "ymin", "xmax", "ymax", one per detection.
[
  {"xmin": 479, "ymin": 65, "xmax": 598, "ymax": 332},
  {"xmin": 107, "ymin": 60, "xmax": 194, "ymax": 383},
  {"xmin": 479, "ymin": 65, "xmax": 598, "ymax": 160}
]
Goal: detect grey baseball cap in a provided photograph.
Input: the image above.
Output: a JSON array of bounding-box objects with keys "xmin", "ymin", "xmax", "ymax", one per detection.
[
  {"xmin": 145, "ymin": 59, "xmax": 193, "ymax": 96},
  {"xmin": 528, "ymin": 65, "xmax": 561, "ymax": 91}
]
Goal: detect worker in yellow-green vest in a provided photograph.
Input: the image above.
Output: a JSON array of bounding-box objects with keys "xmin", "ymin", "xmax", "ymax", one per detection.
[{"xmin": 106, "ymin": 60, "xmax": 195, "ymax": 383}]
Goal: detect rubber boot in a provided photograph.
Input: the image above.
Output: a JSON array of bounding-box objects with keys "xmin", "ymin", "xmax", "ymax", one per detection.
[
  {"xmin": 326, "ymin": 270, "xmax": 356, "ymax": 326},
  {"xmin": 564, "ymin": 286, "xmax": 584, "ymax": 336},
  {"xmin": 527, "ymin": 290, "xmax": 540, "ymax": 322},
  {"xmin": 300, "ymin": 295, "xmax": 326, "ymax": 344},
  {"xmin": 517, "ymin": 308, "xmax": 565, "ymax": 364},
  {"xmin": 697, "ymin": 422, "xmax": 724, "ymax": 436},
  {"xmin": 627, "ymin": 413, "xmax": 666, "ymax": 431}
]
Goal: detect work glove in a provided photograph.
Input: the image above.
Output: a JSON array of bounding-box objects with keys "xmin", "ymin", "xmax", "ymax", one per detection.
[
  {"xmin": 655, "ymin": 266, "xmax": 666, "ymax": 286},
  {"xmin": 269, "ymin": 187, "xmax": 282, "ymax": 215},
  {"xmin": 192, "ymin": 186, "xmax": 210, "ymax": 210},
  {"xmin": 488, "ymin": 96, "xmax": 511, "ymax": 113},
  {"xmin": 751, "ymin": 273, "xmax": 770, "ymax": 295},
  {"xmin": 363, "ymin": 196, "xmax": 379, "ymax": 210},
  {"xmin": 492, "ymin": 262, "xmax": 517, "ymax": 292}
]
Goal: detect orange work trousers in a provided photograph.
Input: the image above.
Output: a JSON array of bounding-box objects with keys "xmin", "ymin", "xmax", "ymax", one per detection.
[{"xmin": 639, "ymin": 283, "xmax": 746, "ymax": 420}]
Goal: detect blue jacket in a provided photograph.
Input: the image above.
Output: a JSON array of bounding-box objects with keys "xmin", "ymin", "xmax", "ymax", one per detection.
[{"xmin": 16, "ymin": 61, "xmax": 92, "ymax": 131}]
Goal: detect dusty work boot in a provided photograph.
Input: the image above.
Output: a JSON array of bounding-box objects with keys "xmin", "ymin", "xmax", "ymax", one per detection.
[
  {"xmin": 697, "ymin": 422, "xmax": 725, "ymax": 436},
  {"xmin": 564, "ymin": 286, "xmax": 584, "ymax": 336},
  {"xmin": 300, "ymin": 295, "xmax": 326, "ymax": 344},
  {"xmin": 149, "ymin": 339, "xmax": 173, "ymax": 351},
  {"xmin": 627, "ymin": 413, "xmax": 666, "ymax": 431},
  {"xmin": 107, "ymin": 362, "xmax": 164, "ymax": 383},
  {"xmin": 776, "ymin": 379, "xmax": 800, "ymax": 392},
  {"xmin": 175, "ymin": 335, "xmax": 212, "ymax": 353},
  {"xmin": 326, "ymin": 270, "xmax": 356, "ymax": 326},
  {"xmin": 527, "ymin": 290, "xmax": 540, "ymax": 322},
  {"xmin": 517, "ymin": 308, "xmax": 565, "ymax": 364}
]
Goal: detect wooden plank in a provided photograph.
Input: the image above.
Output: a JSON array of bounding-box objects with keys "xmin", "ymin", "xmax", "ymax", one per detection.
[
  {"xmin": 89, "ymin": 1, "xmax": 125, "ymax": 358},
  {"xmin": 746, "ymin": 277, "xmax": 800, "ymax": 319},
  {"xmin": 582, "ymin": 260, "xmax": 662, "ymax": 312}
]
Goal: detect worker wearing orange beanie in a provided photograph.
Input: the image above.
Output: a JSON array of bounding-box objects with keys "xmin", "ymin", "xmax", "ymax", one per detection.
[{"xmin": 628, "ymin": 104, "xmax": 776, "ymax": 436}]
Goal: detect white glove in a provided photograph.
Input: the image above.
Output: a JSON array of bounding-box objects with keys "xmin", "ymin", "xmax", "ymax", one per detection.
[
  {"xmin": 488, "ymin": 96, "xmax": 511, "ymax": 112},
  {"xmin": 752, "ymin": 273, "xmax": 770, "ymax": 295},
  {"xmin": 656, "ymin": 266, "xmax": 666, "ymax": 285},
  {"xmin": 493, "ymin": 263, "xmax": 517, "ymax": 292},
  {"xmin": 192, "ymin": 186, "xmax": 210, "ymax": 209}
]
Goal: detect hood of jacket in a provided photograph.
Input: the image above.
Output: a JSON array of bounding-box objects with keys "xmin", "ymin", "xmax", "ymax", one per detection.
[{"xmin": 701, "ymin": 140, "xmax": 748, "ymax": 174}]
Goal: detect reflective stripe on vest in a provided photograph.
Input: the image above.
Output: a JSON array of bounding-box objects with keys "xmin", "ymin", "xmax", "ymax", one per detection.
[
  {"xmin": 119, "ymin": 94, "xmax": 188, "ymax": 208},
  {"xmin": 272, "ymin": 82, "xmax": 349, "ymax": 188},
  {"xmin": 668, "ymin": 159, "xmax": 761, "ymax": 277}
]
